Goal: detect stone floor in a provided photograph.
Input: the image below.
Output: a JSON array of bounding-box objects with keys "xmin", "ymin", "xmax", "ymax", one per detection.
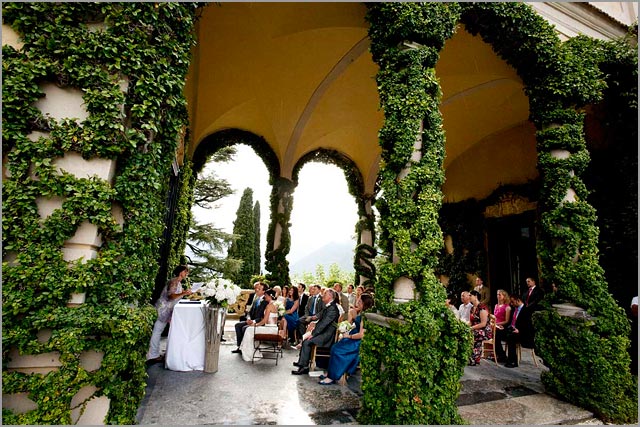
[{"xmin": 136, "ymin": 319, "xmax": 604, "ymax": 425}]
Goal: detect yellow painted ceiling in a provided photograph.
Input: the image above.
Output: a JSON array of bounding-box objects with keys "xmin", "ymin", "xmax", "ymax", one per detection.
[{"xmin": 186, "ymin": 3, "xmax": 537, "ymax": 200}]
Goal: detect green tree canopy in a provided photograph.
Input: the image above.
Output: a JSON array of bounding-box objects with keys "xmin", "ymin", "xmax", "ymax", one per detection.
[
  {"xmin": 253, "ymin": 201, "xmax": 261, "ymax": 275},
  {"xmin": 227, "ymin": 187, "xmax": 257, "ymax": 288},
  {"xmin": 186, "ymin": 146, "xmax": 241, "ymax": 282}
]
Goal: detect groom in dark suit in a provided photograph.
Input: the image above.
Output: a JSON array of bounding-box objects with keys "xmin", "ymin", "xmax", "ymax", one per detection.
[
  {"xmin": 232, "ymin": 281, "xmax": 268, "ymax": 354},
  {"xmin": 292, "ymin": 288, "xmax": 340, "ymax": 375}
]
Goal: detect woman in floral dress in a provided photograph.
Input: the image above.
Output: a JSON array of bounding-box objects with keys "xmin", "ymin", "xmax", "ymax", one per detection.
[{"xmin": 468, "ymin": 289, "xmax": 492, "ymax": 366}]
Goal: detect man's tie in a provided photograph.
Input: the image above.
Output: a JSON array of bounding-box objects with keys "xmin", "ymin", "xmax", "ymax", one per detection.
[
  {"xmin": 511, "ymin": 306, "xmax": 520, "ymax": 327},
  {"xmin": 527, "ymin": 288, "xmax": 533, "ymax": 305},
  {"xmin": 310, "ymin": 296, "xmax": 317, "ymax": 315}
]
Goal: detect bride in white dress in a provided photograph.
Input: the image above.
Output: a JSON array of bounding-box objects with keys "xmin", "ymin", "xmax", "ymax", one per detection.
[{"xmin": 240, "ymin": 289, "xmax": 280, "ymax": 361}]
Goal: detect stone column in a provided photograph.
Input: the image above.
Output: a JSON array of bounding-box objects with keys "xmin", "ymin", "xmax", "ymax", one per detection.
[
  {"xmin": 359, "ymin": 4, "xmax": 470, "ymax": 425},
  {"xmin": 265, "ymin": 177, "xmax": 296, "ymax": 287},
  {"xmin": 354, "ymin": 194, "xmax": 377, "ymax": 288}
]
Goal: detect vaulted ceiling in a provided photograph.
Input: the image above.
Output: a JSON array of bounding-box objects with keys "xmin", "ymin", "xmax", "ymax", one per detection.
[{"xmin": 186, "ymin": 2, "xmax": 538, "ymax": 202}]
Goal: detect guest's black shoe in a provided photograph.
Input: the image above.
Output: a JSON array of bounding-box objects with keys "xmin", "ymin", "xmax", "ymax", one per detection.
[
  {"xmin": 221, "ymin": 337, "xmax": 227, "ymax": 342},
  {"xmin": 292, "ymin": 361, "xmax": 302, "ymax": 367},
  {"xmin": 145, "ymin": 356, "xmax": 164, "ymax": 366},
  {"xmin": 292, "ymin": 367, "xmax": 309, "ymax": 375},
  {"xmin": 231, "ymin": 348, "xmax": 242, "ymax": 354},
  {"xmin": 505, "ymin": 362, "xmax": 518, "ymax": 368}
]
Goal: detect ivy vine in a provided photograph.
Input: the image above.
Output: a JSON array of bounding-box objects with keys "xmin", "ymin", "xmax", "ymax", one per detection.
[{"xmin": 2, "ymin": 2, "xmax": 199, "ymax": 424}]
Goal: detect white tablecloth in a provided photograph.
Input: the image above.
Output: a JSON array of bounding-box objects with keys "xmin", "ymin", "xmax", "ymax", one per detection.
[{"xmin": 165, "ymin": 300, "xmax": 205, "ymax": 371}]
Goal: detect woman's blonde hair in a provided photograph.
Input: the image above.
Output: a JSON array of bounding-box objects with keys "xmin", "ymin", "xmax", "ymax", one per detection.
[{"xmin": 497, "ymin": 289, "xmax": 510, "ymax": 304}]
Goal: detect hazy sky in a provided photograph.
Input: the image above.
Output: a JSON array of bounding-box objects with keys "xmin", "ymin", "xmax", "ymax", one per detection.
[{"xmin": 192, "ymin": 144, "xmax": 359, "ymax": 269}]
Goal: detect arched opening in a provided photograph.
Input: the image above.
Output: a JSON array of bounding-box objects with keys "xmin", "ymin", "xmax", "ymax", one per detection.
[
  {"xmin": 435, "ymin": 25, "xmax": 538, "ymax": 304},
  {"xmin": 289, "ymin": 149, "xmax": 365, "ymax": 285},
  {"xmin": 190, "ymin": 143, "xmax": 271, "ymax": 282}
]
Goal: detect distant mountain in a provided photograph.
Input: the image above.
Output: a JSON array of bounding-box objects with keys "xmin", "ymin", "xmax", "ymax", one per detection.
[{"xmin": 289, "ymin": 241, "xmax": 355, "ymax": 275}]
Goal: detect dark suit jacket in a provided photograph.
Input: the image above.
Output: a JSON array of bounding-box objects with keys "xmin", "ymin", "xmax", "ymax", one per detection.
[
  {"xmin": 249, "ymin": 296, "xmax": 268, "ymax": 323},
  {"xmin": 310, "ymin": 303, "xmax": 339, "ymax": 348},
  {"xmin": 298, "ymin": 293, "xmax": 309, "ymax": 316},
  {"xmin": 305, "ymin": 295, "xmax": 325, "ymax": 317},
  {"xmin": 509, "ymin": 304, "xmax": 534, "ymax": 348},
  {"xmin": 521, "ymin": 286, "xmax": 544, "ymax": 309}
]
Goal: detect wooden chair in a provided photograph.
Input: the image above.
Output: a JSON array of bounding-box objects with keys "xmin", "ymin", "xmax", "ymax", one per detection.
[
  {"xmin": 481, "ymin": 314, "xmax": 499, "ymax": 365},
  {"xmin": 516, "ymin": 343, "xmax": 540, "ymax": 367},
  {"xmin": 251, "ymin": 325, "xmax": 284, "ymax": 365},
  {"xmin": 309, "ymin": 313, "xmax": 344, "ymax": 371}
]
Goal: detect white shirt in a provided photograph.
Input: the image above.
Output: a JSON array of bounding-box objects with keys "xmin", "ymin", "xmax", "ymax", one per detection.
[
  {"xmin": 458, "ymin": 302, "xmax": 472, "ymax": 323},
  {"xmin": 632, "ymin": 296, "xmax": 638, "ymax": 307}
]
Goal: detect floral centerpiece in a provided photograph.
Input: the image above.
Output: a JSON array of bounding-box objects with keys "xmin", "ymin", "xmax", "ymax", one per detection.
[
  {"xmin": 198, "ymin": 277, "xmax": 242, "ymax": 308},
  {"xmin": 273, "ymin": 300, "xmax": 286, "ymax": 316},
  {"xmin": 337, "ymin": 320, "xmax": 355, "ymax": 340}
]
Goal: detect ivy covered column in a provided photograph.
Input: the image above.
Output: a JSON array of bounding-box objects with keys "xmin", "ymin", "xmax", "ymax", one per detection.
[
  {"xmin": 354, "ymin": 194, "xmax": 377, "ymax": 288},
  {"xmin": 532, "ymin": 105, "xmax": 637, "ymax": 422},
  {"xmin": 2, "ymin": 3, "xmax": 198, "ymax": 424},
  {"xmin": 265, "ymin": 177, "xmax": 295, "ymax": 287},
  {"xmin": 359, "ymin": 4, "xmax": 472, "ymax": 424}
]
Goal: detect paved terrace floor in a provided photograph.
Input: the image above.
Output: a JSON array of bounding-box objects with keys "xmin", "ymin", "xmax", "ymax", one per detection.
[{"xmin": 136, "ymin": 319, "xmax": 604, "ymax": 425}]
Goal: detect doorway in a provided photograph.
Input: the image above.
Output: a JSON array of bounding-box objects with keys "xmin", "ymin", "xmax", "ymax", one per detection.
[{"xmin": 486, "ymin": 211, "xmax": 538, "ymax": 305}]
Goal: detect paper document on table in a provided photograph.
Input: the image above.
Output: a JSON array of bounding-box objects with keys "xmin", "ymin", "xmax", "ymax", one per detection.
[{"xmin": 190, "ymin": 282, "xmax": 203, "ymax": 292}]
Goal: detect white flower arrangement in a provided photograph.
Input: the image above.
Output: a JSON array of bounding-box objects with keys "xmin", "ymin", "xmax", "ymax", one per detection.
[
  {"xmin": 337, "ymin": 320, "xmax": 355, "ymax": 334},
  {"xmin": 273, "ymin": 300, "xmax": 286, "ymax": 316},
  {"xmin": 198, "ymin": 277, "xmax": 241, "ymax": 308}
]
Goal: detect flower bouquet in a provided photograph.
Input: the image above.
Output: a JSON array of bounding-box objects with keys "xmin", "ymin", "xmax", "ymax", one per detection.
[
  {"xmin": 274, "ymin": 299, "xmax": 286, "ymax": 316},
  {"xmin": 198, "ymin": 277, "xmax": 242, "ymax": 308},
  {"xmin": 337, "ymin": 320, "xmax": 355, "ymax": 340}
]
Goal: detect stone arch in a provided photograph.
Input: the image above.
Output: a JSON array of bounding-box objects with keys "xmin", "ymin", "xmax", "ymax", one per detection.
[
  {"xmin": 191, "ymin": 128, "xmax": 280, "ymax": 180},
  {"xmin": 292, "ymin": 148, "xmax": 377, "ymax": 287}
]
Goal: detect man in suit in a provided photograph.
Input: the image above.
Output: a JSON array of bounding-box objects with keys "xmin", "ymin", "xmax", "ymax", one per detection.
[
  {"xmin": 292, "ymin": 288, "xmax": 340, "ymax": 375},
  {"xmin": 521, "ymin": 277, "xmax": 544, "ymax": 310},
  {"xmin": 333, "ymin": 282, "xmax": 350, "ymax": 317},
  {"xmin": 495, "ymin": 294, "xmax": 526, "ymax": 365},
  {"xmin": 474, "ymin": 276, "xmax": 490, "ymax": 306},
  {"xmin": 297, "ymin": 283, "xmax": 309, "ymax": 317},
  {"xmin": 232, "ymin": 281, "xmax": 268, "ymax": 354},
  {"xmin": 296, "ymin": 284, "xmax": 325, "ymax": 339}
]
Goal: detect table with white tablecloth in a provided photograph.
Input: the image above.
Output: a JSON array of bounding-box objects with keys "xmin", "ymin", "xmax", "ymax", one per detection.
[{"xmin": 165, "ymin": 300, "xmax": 205, "ymax": 371}]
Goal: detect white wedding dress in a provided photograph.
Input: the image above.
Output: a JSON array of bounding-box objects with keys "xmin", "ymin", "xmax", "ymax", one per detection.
[{"xmin": 240, "ymin": 310, "xmax": 279, "ymax": 362}]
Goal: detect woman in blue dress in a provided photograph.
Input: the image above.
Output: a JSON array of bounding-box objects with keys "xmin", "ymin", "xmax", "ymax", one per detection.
[
  {"xmin": 282, "ymin": 286, "xmax": 300, "ymax": 344},
  {"xmin": 319, "ymin": 293, "xmax": 374, "ymax": 385}
]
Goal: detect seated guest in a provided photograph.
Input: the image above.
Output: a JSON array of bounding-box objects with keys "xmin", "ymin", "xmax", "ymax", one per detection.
[
  {"xmin": 292, "ymin": 288, "xmax": 340, "ymax": 375},
  {"xmin": 446, "ymin": 293, "xmax": 460, "ymax": 319},
  {"xmin": 468, "ymin": 290, "xmax": 492, "ymax": 366},
  {"xmin": 281, "ymin": 286, "xmax": 300, "ymax": 344},
  {"xmin": 319, "ymin": 293, "xmax": 374, "ymax": 385},
  {"xmin": 273, "ymin": 285, "xmax": 286, "ymax": 304},
  {"xmin": 458, "ymin": 291, "xmax": 472, "ymax": 324},
  {"xmin": 495, "ymin": 294, "xmax": 528, "ymax": 367},
  {"xmin": 232, "ymin": 282, "xmax": 268, "ymax": 355},
  {"xmin": 346, "ymin": 284, "xmax": 356, "ymax": 307},
  {"xmin": 297, "ymin": 283, "xmax": 308, "ymax": 316},
  {"xmin": 354, "ymin": 285, "xmax": 364, "ymax": 307},
  {"xmin": 494, "ymin": 289, "xmax": 512, "ymax": 329},
  {"xmin": 333, "ymin": 283, "xmax": 350, "ymax": 316},
  {"xmin": 297, "ymin": 284, "xmax": 325, "ymax": 341},
  {"xmin": 240, "ymin": 281, "xmax": 261, "ymax": 321},
  {"xmin": 239, "ymin": 289, "xmax": 280, "ymax": 361}
]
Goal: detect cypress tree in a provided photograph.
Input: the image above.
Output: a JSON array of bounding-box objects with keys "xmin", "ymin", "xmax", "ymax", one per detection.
[
  {"xmin": 227, "ymin": 187, "xmax": 256, "ymax": 288},
  {"xmin": 253, "ymin": 201, "xmax": 261, "ymax": 275}
]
